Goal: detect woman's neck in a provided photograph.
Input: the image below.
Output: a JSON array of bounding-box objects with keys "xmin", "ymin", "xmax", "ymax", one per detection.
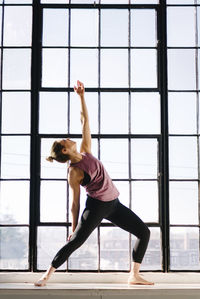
[{"xmin": 69, "ymin": 152, "xmax": 83, "ymax": 164}]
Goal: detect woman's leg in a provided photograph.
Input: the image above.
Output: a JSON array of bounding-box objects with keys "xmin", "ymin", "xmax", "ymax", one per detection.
[
  {"xmin": 106, "ymin": 199, "xmax": 154, "ymax": 285},
  {"xmin": 34, "ymin": 197, "xmax": 115, "ymax": 286}
]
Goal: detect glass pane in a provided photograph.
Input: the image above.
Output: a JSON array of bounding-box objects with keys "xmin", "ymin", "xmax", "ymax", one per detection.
[
  {"xmin": 0, "ymin": 227, "xmax": 29, "ymax": 269},
  {"xmin": 41, "ymin": 138, "xmax": 68, "ymax": 179},
  {"xmin": 100, "ymin": 227, "xmax": 129, "ymax": 271},
  {"xmin": 2, "ymin": 92, "xmax": 30, "ymax": 134},
  {"xmin": 132, "ymin": 0, "xmax": 158, "ymax": 3},
  {"xmin": 71, "ymin": 9, "xmax": 98, "ymax": 46},
  {"xmin": 131, "ymin": 49, "xmax": 157, "ymax": 88},
  {"xmin": 40, "ymin": 181, "xmax": 67, "ymax": 223},
  {"xmin": 198, "ymin": 8, "xmax": 200, "ymax": 47},
  {"xmin": 1, "ymin": 136, "xmax": 30, "ymax": 179},
  {"xmin": 131, "ymin": 139, "xmax": 158, "ymax": 179},
  {"xmin": 100, "ymin": 139, "xmax": 129, "ymax": 179},
  {"xmin": 167, "ymin": 7, "xmax": 195, "ymax": 47},
  {"xmin": 3, "ymin": 6, "xmax": 32, "ymax": 46},
  {"xmin": 169, "ymin": 137, "xmax": 198, "ymax": 179},
  {"xmin": 42, "ymin": 49, "xmax": 68, "ymax": 88},
  {"xmin": 132, "ymin": 181, "xmax": 158, "ymax": 223},
  {"xmin": 101, "ymin": 93, "xmax": 129, "ymax": 134},
  {"xmin": 115, "ymin": 181, "xmax": 129, "ymax": 208},
  {"xmin": 70, "ymin": 49, "xmax": 98, "ymax": 88},
  {"xmin": 132, "ymin": 227, "xmax": 162, "ymax": 270},
  {"xmin": 131, "ymin": 9, "xmax": 157, "ymax": 47},
  {"xmin": 41, "ymin": 0, "xmax": 68, "ymax": 2},
  {"xmin": 168, "ymin": 92, "xmax": 196, "ymax": 134},
  {"xmin": 198, "ymin": 50, "xmax": 200, "ymax": 90},
  {"xmin": 37, "ymin": 227, "xmax": 66, "ymax": 270},
  {"xmin": 0, "ymin": 7, "xmax": 2, "ymax": 46},
  {"xmin": 170, "ymin": 182, "xmax": 198, "ymax": 225},
  {"xmin": 4, "ymin": 0, "xmax": 32, "ymax": 3},
  {"xmin": 39, "ymin": 92, "xmax": 68, "ymax": 134},
  {"xmin": 131, "ymin": 92, "xmax": 160, "ymax": 134},
  {"xmin": 101, "ymin": 0, "xmax": 128, "ymax": 2},
  {"xmin": 101, "ymin": 49, "xmax": 128, "ymax": 88},
  {"xmin": 43, "ymin": 9, "xmax": 68, "ymax": 46},
  {"xmin": 3, "ymin": 49, "xmax": 31, "ymax": 90},
  {"xmin": 0, "ymin": 181, "xmax": 29, "ymax": 225},
  {"xmin": 170, "ymin": 227, "xmax": 200, "ymax": 270},
  {"xmin": 101, "ymin": 9, "xmax": 128, "ymax": 46},
  {"xmin": 68, "ymin": 230, "xmax": 98, "ymax": 270},
  {"xmin": 168, "ymin": 50, "xmax": 196, "ymax": 90},
  {"xmin": 167, "ymin": 0, "xmax": 194, "ymax": 3},
  {"xmin": 70, "ymin": 92, "xmax": 98, "ymax": 134},
  {"xmin": 72, "ymin": 0, "xmax": 99, "ymax": 2}
]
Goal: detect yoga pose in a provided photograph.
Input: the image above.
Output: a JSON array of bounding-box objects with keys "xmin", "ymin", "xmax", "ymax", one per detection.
[{"xmin": 35, "ymin": 80, "xmax": 154, "ymax": 286}]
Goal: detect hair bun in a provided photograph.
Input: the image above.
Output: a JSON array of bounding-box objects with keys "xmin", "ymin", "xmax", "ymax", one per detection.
[{"xmin": 46, "ymin": 156, "xmax": 54, "ymax": 162}]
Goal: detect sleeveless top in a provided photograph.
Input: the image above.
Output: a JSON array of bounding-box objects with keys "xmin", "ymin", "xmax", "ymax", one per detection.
[{"xmin": 70, "ymin": 152, "xmax": 120, "ymax": 202}]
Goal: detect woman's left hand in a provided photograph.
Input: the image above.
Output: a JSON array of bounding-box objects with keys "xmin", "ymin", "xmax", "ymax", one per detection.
[{"xmin": 74, "ymin": 80, "xmax": 85, "ymax": 97}]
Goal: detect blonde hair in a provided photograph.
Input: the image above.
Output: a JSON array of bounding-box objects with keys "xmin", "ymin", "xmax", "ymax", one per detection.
[{"xmin": 46, "ymin": 141, "xmax": 70, "ymax": 163}]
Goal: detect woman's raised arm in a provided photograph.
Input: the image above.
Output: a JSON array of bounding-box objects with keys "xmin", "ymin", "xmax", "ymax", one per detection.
[{"xmin": 74, "ymin": 80, "xmax": 92, "ymax": 153}]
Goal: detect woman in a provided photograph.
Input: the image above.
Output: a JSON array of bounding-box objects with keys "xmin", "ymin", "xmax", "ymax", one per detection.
[{"xmin": 35, "ymin": 80, "xmax": 154, "ymax": 286}]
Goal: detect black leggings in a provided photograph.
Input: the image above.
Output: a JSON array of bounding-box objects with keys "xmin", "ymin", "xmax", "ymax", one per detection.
[{"xmin": 51, "ymin": 196, "xmax": 150, "ymax": 269}]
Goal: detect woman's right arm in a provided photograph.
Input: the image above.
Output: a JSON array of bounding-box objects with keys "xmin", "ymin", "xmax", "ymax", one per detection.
[
  {"xmin": 74, "ymin": 80, "xmax": 92, "ymax": 154},
  {"xmin": 68, "ymin": 168, "xmax": 81, "ymax": 238}
]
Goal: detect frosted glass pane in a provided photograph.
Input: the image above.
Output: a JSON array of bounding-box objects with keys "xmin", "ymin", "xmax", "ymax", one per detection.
[
  {"xmin": 4, "ymin": 0, "xmax": 32, "ymax": 2},
  {"xmin": 167, "ymin": 7, "xmax": 195, "ymax": 47},
  {"xmin": 68, "ymin": 230, "xmax": 98, "ymax": 270},
  {"xmin": 101, "ymin": 93, "xmax": 128, "ymax": 134},
  {"xmin": 41, "ymin": 138, "xmax": 68, "ymax": 179},
  {"xmin": 170, "ymin": 182, "xmax": 198, "ymax": 225},
  {"xmin": 3, "ymin": 49, "xmax": 31, "ymax": 90},
  {"xmin": 0, "ymin": 8, "xmax": 2, "ymax": 46},
  {"xmin": 1, "ymin": 136, "xmax": 30, "ymax": 179},
  {"xmin": 0, "ymin": 181, "xmax": 29, "ymax": 224},
  {"xmin": 131, "ymin": 9, "xmax": 157, "ymax": 47},
  {"xmin": 70, "ymin": 50, "xmax": 98, "ymax": 88},
  {"xmin": 132, "ymin": 0, "xmax": 158, "ymax": 3},
  {"xmin": 2, "ymin": 92, "xmax": 30, "ymax": 134},
  {"xmin": 42, "ymin": 49, "xmax": 68, "ymax": 88},
  {"xmin": 41, "ymin": 0, "xmax": 68, "ymax": 2},
  {"xmin": 39, "ymin": 92, "xmax": 68, "ymax": 134},
  {"xmin": 100, "ymin": 139, "xmax": 129, "ymax": 179},
  {"xmin": 131, "ymin": 92, "xmax": 160, "ymax": 134},
  {"xmin": 168, "ymin": 50, "xmax": 196, "ymax": 90},
  {"xmin": 40, "ymin": 181, "xmax": 67, "ymax": 222},
  {"xmin": 131, "ymin": 139, "xmax": 158, "ymax": 179},
  {"xmin": 131, "ymin": 49, "xmax": 157, "ymax": 88},
  {"xmin": 100, "ymin": 227, "xmax": 129, "ymax": 271},
  {"xmin": 3, "ymin": 6, "xmax": 32, "ymax": 46},
  {"xmin": 167, "ymin": 0, "xmax": 194, "ymax": 3},
  {"xmin": 37, "ymin": 227, "xmax": 67, "ymax": 270},
  {"xmin": 169, "ymin": 137, "xmax": 198, "ymax": 179},
  {"xmin": 168, "ymin": 92, "xmax": 196, "ymax": 134},
  {"xmin": 43, "ymin": 9, "xmax": 69, "ymax": 46},
  {"xmin": 70, "ymin": 92, "xmax": 98, "ymax": 134},
  {"xmin": 170, "ymin": 227, "xmax": 200, "ymax": 270},
  {"xmin": 71, "ymin": 9, "xmax": 98, "ymax": 46},
  {"xmin": 0, "ymin": 227, "xmax": 29, "ymax": 270},
  {"xmin": 101, "ymin": 50, "xmax": 128, "ymax": 88},
  {"xmin": 132, "ymin": 181, "xmax": 158, "ymax": 223},
  {"xmin": 101, "ymin": 9, "xmax": 128, "ymax": 46},
  {"xmin": 132, "ymin": 227, "xmax": 162, "ymax": 270}
]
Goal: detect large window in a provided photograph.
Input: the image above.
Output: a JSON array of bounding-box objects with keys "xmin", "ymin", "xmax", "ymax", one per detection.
[{"xmin": 0, "ymin": 0, "xmax": 199, "ymax": 272}]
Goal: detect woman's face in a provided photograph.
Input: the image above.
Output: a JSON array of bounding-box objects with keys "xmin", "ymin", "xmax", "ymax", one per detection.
[{"xmin": 60, "ymin": 138, "xmax": 76, "ymax": 153}]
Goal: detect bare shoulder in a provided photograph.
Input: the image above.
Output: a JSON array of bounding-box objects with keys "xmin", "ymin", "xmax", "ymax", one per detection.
[{"xmin": 68, "ymin": 166, "xmax": 84, "ymax": 186}]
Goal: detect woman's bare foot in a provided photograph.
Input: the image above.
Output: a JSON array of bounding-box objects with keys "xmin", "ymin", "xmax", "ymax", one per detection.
[
  {"xmin": 34, "ymin": 276, "xmax": 48, "ymax": 287},
  {"xmin": 128, "ymin": 274, "xmax": 154, "ymax": 285}
]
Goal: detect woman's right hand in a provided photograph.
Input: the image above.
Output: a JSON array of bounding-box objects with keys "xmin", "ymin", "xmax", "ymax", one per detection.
[{"xmin": 74, "ymin": 80, "xmax": 85, "ymax": 97}]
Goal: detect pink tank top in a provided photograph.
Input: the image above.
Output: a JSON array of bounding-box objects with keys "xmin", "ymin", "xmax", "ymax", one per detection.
[{"xmin": 70, "ymin": 152, "xmax": 119, "ymax": 202}]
